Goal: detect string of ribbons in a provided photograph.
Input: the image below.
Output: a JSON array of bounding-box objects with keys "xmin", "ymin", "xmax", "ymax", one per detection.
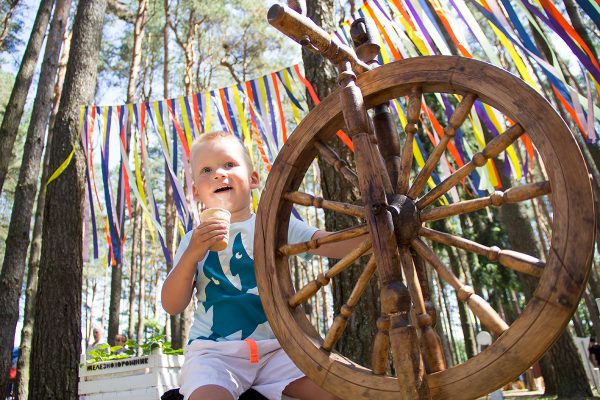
[{"xmin": 47, "ymin": 0, "xmax": 598, "ymax": 266}]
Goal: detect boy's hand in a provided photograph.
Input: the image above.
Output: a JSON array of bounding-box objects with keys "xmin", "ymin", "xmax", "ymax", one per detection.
[{"xmin": 185, "ymin": 219, "xmax": 229, "ymax": 261}]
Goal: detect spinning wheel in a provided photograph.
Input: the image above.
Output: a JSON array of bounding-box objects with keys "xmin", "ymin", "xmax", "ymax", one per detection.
[{"xmin": 254, "ymin": 5, "xmax": 595, "ymax": 400}]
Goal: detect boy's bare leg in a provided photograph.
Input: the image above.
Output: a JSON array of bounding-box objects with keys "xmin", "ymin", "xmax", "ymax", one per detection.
[
  {"xmin": 283, "ymin": 377, "xmax": 341, "ymax": 400},
  {"xmin": 189, "ymin": 384, "xmax": 234, "ymax": 400}
]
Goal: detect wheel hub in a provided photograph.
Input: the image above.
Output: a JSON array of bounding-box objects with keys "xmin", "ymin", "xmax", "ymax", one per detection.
[{"xmin": 388, "ymin": 194, "xmax": 421, "ymax": 245}]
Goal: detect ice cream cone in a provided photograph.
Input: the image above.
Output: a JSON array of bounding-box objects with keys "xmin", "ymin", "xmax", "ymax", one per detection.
[{"xmin": 200, "ymin": 208, "xmax": 231, "ymax": 251}]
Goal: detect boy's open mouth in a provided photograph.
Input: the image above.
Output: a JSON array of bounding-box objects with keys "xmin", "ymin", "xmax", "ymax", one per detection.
[{"xmin": 214, "ymin": 186, "xmax": 233, "ymax": 193}]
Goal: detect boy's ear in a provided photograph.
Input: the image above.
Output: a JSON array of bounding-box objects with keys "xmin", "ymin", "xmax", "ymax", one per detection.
[
  {"xmin": 250, "ymin": 171, "xmax": 260, "ymax": 189},
  {"xmin": 192, "ymin": 182, "xmax": 202, "ymax": 202}
]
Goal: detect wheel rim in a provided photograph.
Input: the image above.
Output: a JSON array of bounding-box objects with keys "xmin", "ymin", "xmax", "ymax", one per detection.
[{"xmin": 255, "ymin": 56, "xmax": 594, "ymax": 400}]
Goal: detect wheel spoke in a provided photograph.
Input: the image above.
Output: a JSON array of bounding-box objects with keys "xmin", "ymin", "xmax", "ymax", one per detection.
[
  {"xmin": 288, "ymin": 238, "xmax": 371, "ymax": 308},
  {"xmin": 419, "ymin": 227, "xmax": 545, "ymax": 277},
  {"xmin": 314, "ymin": 140, "xmax": 359, "ymax": 188},
  {"xmin": 397, "ymin": 87, "xmax": 422, "ymax": 194},
  {"xmin": 322, "ymin": 255, "xmax": 377, "ymax": 351},
  {"xmin": 399, "ymin": 246, "xmax": 426, "ymax": 315},
  {"xmin": 279, "ymin": 224, "xmax": 368, "ymax": 256},
  {"xmin": 284, "ymin": 191, "xmax": 365, "ymax": 218},
  {"xmin": 408, "ymin": 94, "xmax": 477, "ymax": 199},
  {"xmin": 416, "ymin": 123, "xmax": 525, "ymax": 209},
  {"xmin": 411, "ymin": 238, "xmax": 509, "ymax": 336},
  {"xmin": 420, "ymin": 181, "xmax": 551, "ymax": 222}
]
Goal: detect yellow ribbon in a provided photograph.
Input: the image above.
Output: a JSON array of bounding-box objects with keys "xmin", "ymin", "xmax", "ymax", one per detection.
[{"xmin": 45, "ymin": 147, "xmax": 75, "ymax": 196}]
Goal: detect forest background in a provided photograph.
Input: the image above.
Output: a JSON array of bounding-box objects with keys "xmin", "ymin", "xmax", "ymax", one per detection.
[{"xmin": 0, "ymin": 0, "xmax": 599, "ymax": 398}]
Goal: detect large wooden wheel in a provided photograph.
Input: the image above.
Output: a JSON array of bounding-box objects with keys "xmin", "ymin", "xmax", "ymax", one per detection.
[{"xmin": 254, "ymin": 54, "xmax": 594, "ymax": 399}]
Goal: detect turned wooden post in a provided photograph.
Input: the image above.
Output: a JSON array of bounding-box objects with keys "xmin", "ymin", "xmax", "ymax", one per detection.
[
  {"xmin": 346, "ymin": 17, "xmax": 428, "ymax": 398},
  {"xmin": 337, "ymin": 60, "xmax": 428, "ymax": 398},
  {"xmin": 350, "ymin": 18, "xmax": 401, "ymax": 195}
]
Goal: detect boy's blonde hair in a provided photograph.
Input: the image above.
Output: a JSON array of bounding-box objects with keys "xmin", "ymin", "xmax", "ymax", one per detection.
[{"xmin": 190, "ymin": 131, "xmax": 253, "ymax": 175}]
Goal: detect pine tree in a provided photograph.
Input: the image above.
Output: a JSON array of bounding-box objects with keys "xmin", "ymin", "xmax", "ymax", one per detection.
[
  {"xmin": 29, "ymin": 0, "xmax": 108, "ymax": 397},
  {"xmin": 0, "ymin": 0, "xmax": 54, "ymax": 197}
]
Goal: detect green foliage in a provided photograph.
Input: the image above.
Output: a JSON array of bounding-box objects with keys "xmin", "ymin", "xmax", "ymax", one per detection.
[
  {"xmin": 0, "ymin": 68, "xmax": 30, "ymax": 264},
  {"xmin": 0, "ymin": 69, "xmax": 15, "ymax": 117},
  {"xmin": 85, "ymin": 334, "xmax": 182, "ymax": 364},
  {"xmin": 144, "ymin": 317, "xmax": 162, "ymax": 337},
  {"xmin": 0, "ymin": 1, "xmax": 25, "ymax": 55}
]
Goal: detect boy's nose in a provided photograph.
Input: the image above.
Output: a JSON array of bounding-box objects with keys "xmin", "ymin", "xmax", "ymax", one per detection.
[{"xmin": 213, "ymin": 167, "xmax": 227, "ymax": 178}]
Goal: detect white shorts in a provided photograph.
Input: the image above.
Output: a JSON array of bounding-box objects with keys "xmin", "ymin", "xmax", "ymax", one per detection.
[{"xmin": 179, "ymin": 338, "xmax": 304, "ymax": 400}]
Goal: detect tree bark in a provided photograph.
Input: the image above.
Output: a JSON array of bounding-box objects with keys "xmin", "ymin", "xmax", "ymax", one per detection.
[
  {"xmin": 15, "ymin": 40, "xmax": 69, "ymax": 388},
  {"xmin": 100, "ymin": 261, "xmax": 109, "ymax": 330},
  {"xmin": 137, "ymin": 217, "xmax": 146, "ymax": 352},
  {"xmin": 108, "ymin": 0, "xmax": 148, "ymax": 347},
  {"xmin": 0, "ymin": 0, "xmax": 69, "ymax": 395},
  {"xmin": 28, "ymin": 0, "xmax": 107, "ymax": 397},
  {"xmin": 446, "ymin": 247, "xmax": 477, "ymax": 359},
  {"xmin": 85, "ymin": 281, "xmax": 97, "ymax": 348},
  {"xmin": 163, "ymin": 0, "xmax": 182, "ymax": 349},
  {"xmin": 128, "ymin": 206, "xmax": 139, "ymax": 339},
  {"xmin": 563, "ymin": 0, "xmax": 598, "ymax": 62},
  {"xmin": 16, "ymin": 41, "xmax": 72, "ymax": 397},
  {"xmin": 0, "ymin": 0, "xmax": 54, "ymax": 196},
  {"xmin": 583, "ymin": 290, "xmax": 600, "ymax": 340}
]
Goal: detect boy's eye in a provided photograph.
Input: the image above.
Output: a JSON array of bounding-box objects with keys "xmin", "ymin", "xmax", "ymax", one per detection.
[
  {"xmin": 225, "ymin": 161, "xmax": 235, "ymax": 168},
  {"xmin": 201, "ymin": 167, "xmax": 211, "ymax": 174}
]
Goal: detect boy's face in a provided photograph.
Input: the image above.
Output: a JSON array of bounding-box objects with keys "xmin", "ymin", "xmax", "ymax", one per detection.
[{"xmin": 192, "ymin": 137, "xmax": 259, "ymax": 221}]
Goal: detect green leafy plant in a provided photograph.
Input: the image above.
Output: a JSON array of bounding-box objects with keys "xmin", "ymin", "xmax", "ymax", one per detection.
[{"xmin": 85, "ymin": 334, "xmax": 182, "ymax": 364}]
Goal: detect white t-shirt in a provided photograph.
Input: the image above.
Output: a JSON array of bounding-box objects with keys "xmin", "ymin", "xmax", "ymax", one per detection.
[{"xmin": 174, "ymin": 213, "xmax": 318, "ymax": 344}]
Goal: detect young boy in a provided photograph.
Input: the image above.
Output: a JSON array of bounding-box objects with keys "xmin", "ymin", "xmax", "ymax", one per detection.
[{"xmin": 161, "ymin": 131, "xmax": 353, "ymax": 400}]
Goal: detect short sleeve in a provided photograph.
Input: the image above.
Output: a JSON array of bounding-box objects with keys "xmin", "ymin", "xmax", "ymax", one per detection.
[
  {"xmin": 287, "ymin": 215, "xmax": 319, "ymax": 244},
  {"xmin": 173, "ymin": 231, "xmax": 193, "ymax": 266}
]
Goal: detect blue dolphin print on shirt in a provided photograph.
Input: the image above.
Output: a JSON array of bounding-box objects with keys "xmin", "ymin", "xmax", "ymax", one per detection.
[
  {"xmin": 200, "ymin": 237, "xmax": 267, "ymax": 341},
  {"xmin": 229, "ymin": 233, "xmax": 256, "ymax": 292}
]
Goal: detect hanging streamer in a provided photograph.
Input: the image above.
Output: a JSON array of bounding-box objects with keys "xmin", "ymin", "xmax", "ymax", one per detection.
[{"xmin": 67, "ymin": 0, "xmax": 600, "ymax": 267}]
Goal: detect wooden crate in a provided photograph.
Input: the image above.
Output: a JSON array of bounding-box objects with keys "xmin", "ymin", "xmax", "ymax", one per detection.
[{"xmin": 79, "ymin": 351, "xmax": 183, "ymax": 399}]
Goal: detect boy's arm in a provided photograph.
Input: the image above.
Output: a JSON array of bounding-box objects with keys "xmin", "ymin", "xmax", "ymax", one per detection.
[
  {"xmin": 307, "ymin": 230, "xmax": 371, "ymax": 259},
  {"xmin": 161, "ymin": 250, "xmax": 199, "ymax": 315},
  {"xmin": 161, "ymin": 219, "xmax": 228, "ymax": 315}
]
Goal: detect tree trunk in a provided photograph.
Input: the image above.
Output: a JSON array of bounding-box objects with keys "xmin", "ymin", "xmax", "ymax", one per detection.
[
  {"xmin": 434, "ymin": 273, "xmax": 457, "ymax": 366},
  {"xmin": 0, "ymin": 0, "xmax": 20, "ymax": 50},
  {"xmin": 108, "ymin": 0, "xmax": 148, "ymax": 347},
  {"xmin": 303, "ymin": 0, "xmax": 379, "ymax": 367},
  {"xmin": 563, "ymin": 0, "xmax": 598, "ymax": 62},
  {"xmin": 137, "ymin": 217, "xmax": 146, "ymax": 352},
  {"xmin": 86, "ymin": 281, "xmax": 97, "ymax": 349},
  {"xmin": 441, "ymin": 273, "xmax": 461, "ymax": 363},
  {"xmin": 0, "ymin": 0, "xmax": 54, "ymax": 196},
  {"xmin": 163, "ymin": 0, "xmax": 182, "ymax": 349},
  {"xmin": 571, "ymin": 310, "xmax": 586, "ymax": 337},
  {"xmin": 28, "ymin": 0, "xmax": 107, "ymax": 397},
  {"xmin": 17, "ymin": 34, "xmax": 71, "ymax": 395},
  {"xmin": 0, "ymin": 0, "xmax": 69, "ymax": 394},
  {"xmin": 583, "ymin": 290, "xmax": 600, "ymax": 339},
  {"xmin": 128, "ymin": 207, "xmax": 139, "ymax": 339},
  {"xmin": 100, "ymin": 260, "xmax": 109, "ymax": 329},
  {"xmin": 180, "ymin": 295, "xmax": 194, "ymax": 350},
  {"xmin": 446, "ymin": 247, "xmax": 477, "ymax": 359}
]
